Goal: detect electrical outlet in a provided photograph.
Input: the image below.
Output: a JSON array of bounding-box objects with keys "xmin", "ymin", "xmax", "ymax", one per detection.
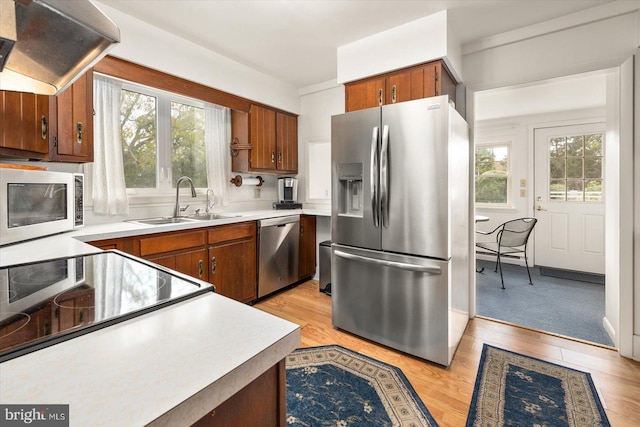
[
  {"xmin": 520, "ymin": 189, "xmax": 526, "ymax": 197},
  {"xmin": 254, "ymin": 188, "xmax": 261, "ymax": 198},
  {"xmin": 520, "ymin": 179, "xmax": 527, "ymax": 187}
]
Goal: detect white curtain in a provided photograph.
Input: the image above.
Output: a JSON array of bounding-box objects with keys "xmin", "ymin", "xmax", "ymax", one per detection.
[
  {"xmin": 93, "ymin": 75, "xmax": 129, "ymax": 215},
  {"xmin": 205, "ymin": 104, "xmax": 231, "ymax": 207}
]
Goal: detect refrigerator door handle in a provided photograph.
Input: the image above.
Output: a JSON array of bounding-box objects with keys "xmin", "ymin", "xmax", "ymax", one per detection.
[
  {"xmin": 380, "ymin": 125, "xmax": 390, "ymax": 227},
  {"xmin": 370, "ymin": 126, "xmax": 379, "ymax": 227},
  {"xmin": 334, "ymin": 250, "xmax": 442, "ymax": 274}
]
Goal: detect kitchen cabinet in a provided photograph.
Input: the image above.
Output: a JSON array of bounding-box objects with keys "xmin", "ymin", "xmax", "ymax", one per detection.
[
  {"xmin": 50, "ymin": 69, "xmax": 94, "ymax": 162},
  {"xmin": 138, "ymin": 229, "xmax": 208, "ymax": 281},
  {"xmin": 87, "ymin": 236, "xmax": 138, "ymax": 254},
  {"xmin": 344, "ymin": 60, "xmax": 457, "ymax": 112},
  {"xmin": 275, "ymin": 111, "xmax": 298, "ymax": 173},
  {"xmin": 345, "ymin": 77, "xmax": 385, "ymax": 112},
  {"xmin": 0, "ymin": 69, "xmax": 94, "ymax": 162},
  {"xmin": 299, "ymin": 215, "xmax": 316, "ymax": 280},
  {"xmin": 193, "ymin": 360, "xmax": 285, "ymax": 427},
  {"xmin": 147, "ymin": 248, "xmax": 208, "ymax": 282},
  {"xmin": 208, "ymin": 221, "xmax": 257, "ymax": 303},
  {"xmin": 0, "ymin": 90, "xmax": 51, "ymax": 158},
  {"xmin": 52, "ymin": 285, "xmax": 95, "ymax": 333},
  {"xmin": 232, "ymin": 105, "xmax": 298, "ymax": 174},
  {"xmin": 0, "ymin": 303, "xmax": 49, "ymax": 354}
]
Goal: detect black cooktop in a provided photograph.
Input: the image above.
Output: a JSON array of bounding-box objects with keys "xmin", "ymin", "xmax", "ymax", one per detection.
[{"xmin": 0, "ymin": 251, "xmax": 214, "ymax": 363}]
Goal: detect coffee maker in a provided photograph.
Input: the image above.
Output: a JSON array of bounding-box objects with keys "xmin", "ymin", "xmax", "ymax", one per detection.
[{"xmin": 275, "ymin": 177, "xmax": 302, "ymax": 210}]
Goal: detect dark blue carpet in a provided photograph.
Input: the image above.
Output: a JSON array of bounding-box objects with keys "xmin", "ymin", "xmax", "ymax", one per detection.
[
  {"xmin": 476, "ymin": 259, "xmax": 613, "ymax": 346},
  {"xmin": 466, "ymin": 344, "xmax": 610, "ymax": 426},
  {"xmin": 286, "ymin": 345, "xmax": 438, "ymax": 426}
]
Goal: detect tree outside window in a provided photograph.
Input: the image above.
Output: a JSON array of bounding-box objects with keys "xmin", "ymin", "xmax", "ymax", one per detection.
[
  {"xmin": 475, "ymin": 144, "xmax": 510, "ymax": 205},
  {"xmin": 119, "ymin": 84, "xmax": 207, "ymax": 192}
]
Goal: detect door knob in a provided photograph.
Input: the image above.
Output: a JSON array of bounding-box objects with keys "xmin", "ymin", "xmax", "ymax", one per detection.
[{"xmin": 536, "ymin": 205, "xmax": 547, "ymax": 211}]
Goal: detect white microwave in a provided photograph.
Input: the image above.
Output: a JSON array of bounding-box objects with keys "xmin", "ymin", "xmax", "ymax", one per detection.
[{"xmin": 0, "ymin": 169, "xmax": 84, "ymax": 246}]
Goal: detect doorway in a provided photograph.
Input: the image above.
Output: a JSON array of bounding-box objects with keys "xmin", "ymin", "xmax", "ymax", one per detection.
[
  {"xmin": 473, "ymin": 70, "xmax": 613, "ymax": 346},
  {"xmin": 533, "ymin": 124, "xmax": 606, "ymax": 275}
]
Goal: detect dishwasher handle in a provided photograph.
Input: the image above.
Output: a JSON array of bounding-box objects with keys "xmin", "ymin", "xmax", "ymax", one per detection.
[
  {"xmin": 333, "ymin": 250, "xmax": 442, "ymax": 274},
  {"xmin": 259, "ymin": 215, "xmax": 300, "ymax": 228}
]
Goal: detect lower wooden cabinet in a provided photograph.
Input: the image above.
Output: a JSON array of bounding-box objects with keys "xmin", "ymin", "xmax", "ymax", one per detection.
[
  {"xmin": 147, "ymin": 248, "xmax": 208, "ymax": 282},
  {"xmin": 192, "ymin": 359, "xmax": 286, "ymax": 427},
  {"xmin": 208, "ymin": 222, "xmax": 257, "ymax": 303},
  {"xmin": 299, "ymin": 215, "xmax": 316, "ymax": 280}
]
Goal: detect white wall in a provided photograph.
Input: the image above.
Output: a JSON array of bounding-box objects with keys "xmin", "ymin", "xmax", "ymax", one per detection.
[
  {"xmin": 297, "ymin": 82, "xmax": 345, "ymax": 208},
  {"xmin": 296, "ymin": 81, "xmax": 345, "ymax": 278},
  {"xmin": 96, "ymin": 3, "xmax": 300, "ymax": 114}
]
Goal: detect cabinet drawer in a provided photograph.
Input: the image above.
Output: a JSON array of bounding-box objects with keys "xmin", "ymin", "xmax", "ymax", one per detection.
[
  {"xmin": 208, "ymin": 221, "xmax": 256, "ymax": 244},
  {"xmin": 139, "ymin": 230, "xmax": 207, "ymax": 257}
]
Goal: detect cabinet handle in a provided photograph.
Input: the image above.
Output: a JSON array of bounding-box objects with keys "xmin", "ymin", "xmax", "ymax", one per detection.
[
  {"xmin": 391, "ymin": 85, "xmax": 397, "ymax": 103},
  {"xmin": 271, "ymin": 151, "xmax": 275, "ymax": 163},
  {"xmin": 300, "ymin": 225, "xmax": 304, "ymax": 235},
  {"xmin": 76, "ymin": 122, "xmax": 83, "ymax": 144},
  {"xmin": 198, "ymin": 260, "xmax": 203, "ymax": 278},
  {"xmin": 211, "ymin": 256, "xmax": 217, "ymax": 274},
  {"xmin": 378, "ymin": 89, "xmax": 383, "ymax": 106},
  {"xmin": 41, "ymin": 116, "xmax": 48, "ymax": 140},
  {"xmin": 79, "ymin": 309, "xmax": 84, "ymax": 323},
  {"xmin": 278, "ymin": 152, "xmax": 282, "ymax": 163}
]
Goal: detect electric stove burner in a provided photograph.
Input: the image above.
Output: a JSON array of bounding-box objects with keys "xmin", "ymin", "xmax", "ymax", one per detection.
[
  {"xmin": 0, "ymin": 313, "xmax": 30, "ymax": 340},
  {"xmin": 0, "ymin": 251, "xmax": 214, "ymax": 363}
]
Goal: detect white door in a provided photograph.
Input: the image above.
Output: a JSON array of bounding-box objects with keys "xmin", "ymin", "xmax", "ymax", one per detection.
[{"xmin": 533, "ymin": 124, "xmax": 605, "ymax": 274}]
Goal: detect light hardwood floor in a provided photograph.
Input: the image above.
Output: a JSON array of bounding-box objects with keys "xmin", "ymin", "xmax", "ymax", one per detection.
[{"xmin": 255, "ymin": 280, "xmax": 640, "ymax": 427}]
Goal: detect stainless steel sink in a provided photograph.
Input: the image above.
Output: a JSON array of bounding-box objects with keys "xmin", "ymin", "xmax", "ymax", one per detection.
[
  {"xmin": 129, "ymin": 217, "xmax": 199, "ymax": 225},
  {"xmin": 188, "ymin": 213, "xmax": 240, "ymax": 221}
]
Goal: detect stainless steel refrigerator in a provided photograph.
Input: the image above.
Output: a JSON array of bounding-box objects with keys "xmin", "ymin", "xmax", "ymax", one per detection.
[{"xmin": 331, "ymin": 95, "xmax": 469, "ymax": 367}]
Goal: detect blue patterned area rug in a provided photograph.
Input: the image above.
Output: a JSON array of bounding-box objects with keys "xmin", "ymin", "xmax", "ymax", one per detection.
[
  {"xmin": 285, "ymin": 345, "xmax": 438, "ymax": 426},
  {"xmin": 466, "ymin": 344, "xmax": 610, "ymax": 426}
]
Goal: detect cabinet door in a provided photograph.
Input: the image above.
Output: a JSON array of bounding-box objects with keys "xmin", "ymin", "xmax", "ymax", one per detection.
[
  {"xmin": 250, "ymin": 104, "xmax": 276, "ymax": 170},
  {"xmin": 208, "ymin": 222, "xmax": 257, "ymax": 303},
  {"xmin": 299, "ymin": 215, "xmax": 316, "ymax": 279},
  {"xmin": 345, "ymin": 78, "xmax": 385, "ymax": 112},
  {"xmin": 147, "ymin": 248, "xmax": 207, "ymax": 281},
  {"xmin": 276, "ymin": 112, "xmax": 298, "ymax": 173},
  {"xmin": 53, "ymin": 286, "xmax": 95, "ymax": 333},
  {"xmin": 386, "ymin": 71, "xmax": 412, "ymax": 104},
  {"xmin": 52, "ymin": 69, "xmax": 94, "ymax": 162},
  {"xmin": 0, "ymin": 91, "xmax": 50, "ymax": 157}
]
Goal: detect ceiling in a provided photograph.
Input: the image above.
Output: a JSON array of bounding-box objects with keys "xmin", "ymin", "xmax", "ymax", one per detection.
[{"xmin": 97, "ymin": 0, "xmax": 613, "ymax": 89}]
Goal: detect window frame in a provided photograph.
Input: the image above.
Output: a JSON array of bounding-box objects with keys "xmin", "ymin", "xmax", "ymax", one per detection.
[
  {"xmin": 474, "ymin": 142, "xmax": 512, "ymax": 208},
  {"xmin": 119, "ymin": 79, "xmax": 208, "ymax": 197}
]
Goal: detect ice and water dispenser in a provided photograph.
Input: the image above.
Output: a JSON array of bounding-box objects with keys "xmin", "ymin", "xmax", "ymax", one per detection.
[{"xmin": 337, "ymin": 163, "xmax": 363, "ymax": 217}]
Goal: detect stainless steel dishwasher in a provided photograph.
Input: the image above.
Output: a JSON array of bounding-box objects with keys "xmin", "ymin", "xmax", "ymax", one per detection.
[{"xmin": 257, "ymin": 215, "xmax": 300, "ymax": 298}]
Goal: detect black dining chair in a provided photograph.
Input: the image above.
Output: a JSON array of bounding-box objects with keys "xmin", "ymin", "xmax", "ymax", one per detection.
[{"xmin": 476, "ymin": 217, "xmax": 537, "ymax": 289}]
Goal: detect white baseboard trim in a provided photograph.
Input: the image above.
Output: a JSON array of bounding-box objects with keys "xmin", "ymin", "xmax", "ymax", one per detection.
[
  {"xmin": 602, "ymin": 316, "xmax": 617, "ymax": 347},
  {"xmin": 634, "ymin": 335, "xmax": 640, "ymax": 362}
]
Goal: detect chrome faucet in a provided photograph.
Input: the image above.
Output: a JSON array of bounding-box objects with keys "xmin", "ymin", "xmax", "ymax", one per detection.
[
  {"xmin": 174, "ymin": 176, "xmax": 197, "ymax": 217},
  {"xmin": 206, "ymin": 189, "xmax": 215, "ymax": 213}
]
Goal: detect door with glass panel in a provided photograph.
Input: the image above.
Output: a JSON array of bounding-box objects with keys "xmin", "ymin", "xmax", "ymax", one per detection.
[{"xmin": 533, "ymin": 124, "xmax": 605, "ymax": 274}]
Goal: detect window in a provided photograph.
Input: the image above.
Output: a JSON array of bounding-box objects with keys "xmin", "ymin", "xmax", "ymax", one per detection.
[
  {"xmin": 548, "ymin": 133, "xmax": 604, "ymax": 202},
  {"xmin": 475, "ymin": 144, "xmax": 510, "ymax": 205},
  {"xmin": 120, "ymin": 82, "xmax": 208, "ymax": 192}
]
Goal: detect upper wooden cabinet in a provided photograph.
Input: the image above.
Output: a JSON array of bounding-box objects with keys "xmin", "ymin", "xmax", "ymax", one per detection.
[
  {"xmin": 344, "ymin": 60, "xmax": 457, "ymax": 112},
  {"xmin": 276, "ymin": 111, "xmax": 298, "ymax": 173},
  {"xmin": 232, "ymin": 105, "xmax": 298, "ymax": 174},
  {"xmin": 0, "ymin": 69, "xmax": 94, "ymax": 162},
  {"xmin": 0, "ymin": 91, "xmax": 51, "ymax": 158},
  {"xmin": 50, "ymin": 69, "xmax": 94, "ymax": 162}
]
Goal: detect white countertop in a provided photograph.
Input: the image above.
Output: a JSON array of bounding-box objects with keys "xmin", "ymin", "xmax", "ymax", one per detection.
[{"xmin": 0, "ymin": 208, "xmax": 313, "ymax": 426}]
